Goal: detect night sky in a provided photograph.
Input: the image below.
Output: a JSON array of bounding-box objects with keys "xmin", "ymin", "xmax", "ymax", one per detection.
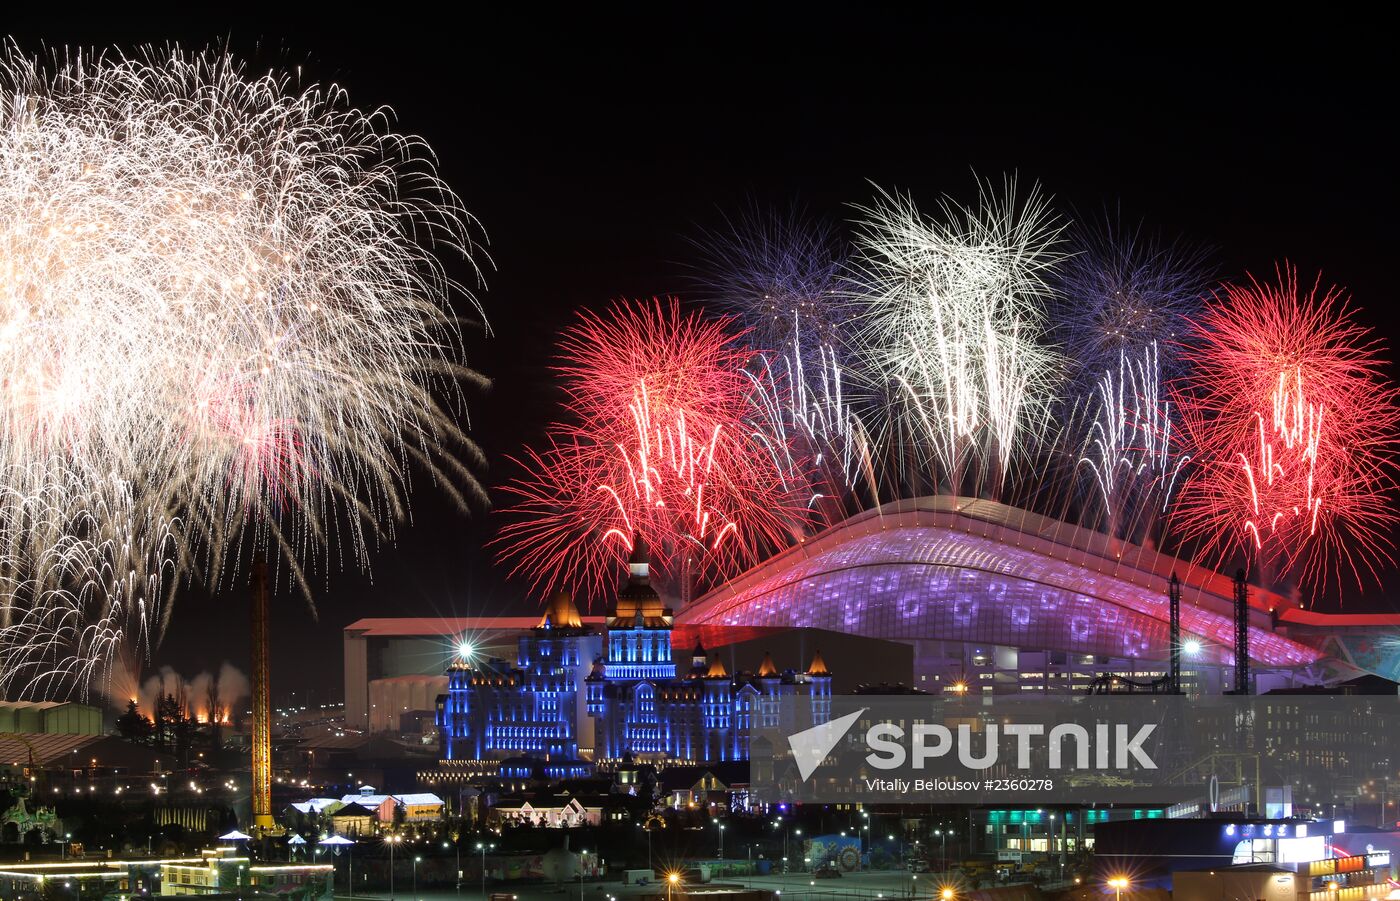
[{"xmin": 8, "ymin": 10, "xmax": 1397, "ymax": 704}]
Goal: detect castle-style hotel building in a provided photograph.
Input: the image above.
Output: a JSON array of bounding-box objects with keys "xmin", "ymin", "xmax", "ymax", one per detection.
[{"xmin": 435, "ymin": 541, "xmax": 831, "ymax": 766}]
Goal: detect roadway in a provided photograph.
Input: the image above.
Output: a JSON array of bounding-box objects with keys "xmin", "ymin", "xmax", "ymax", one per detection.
[{"xmin": 338, "ymin": 868, "xmax": 941, "ymax": 901}]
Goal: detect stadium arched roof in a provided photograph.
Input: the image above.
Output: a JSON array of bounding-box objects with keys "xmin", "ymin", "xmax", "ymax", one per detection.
[{"xmin": 679, "ymin": 497, "xmax": 1322, "ymax": 667}]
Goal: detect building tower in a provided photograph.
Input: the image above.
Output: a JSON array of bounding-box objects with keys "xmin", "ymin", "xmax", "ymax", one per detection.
[
  {"xmin": 250, "ymin": 557, "xmax": 273, "ymax": 830},
  {"xmin": 1168, "ymin": 573, "xmax": 1182, "ymax": 694},
  {"xmin": 807, "ymin": 650, "xmax": 832, "ymax": 725},
  {"xmin": 602, "ymin": 537, "xmax": 676, "ymax": 682},
  {"xmin": 1232, "ymin": 568, "xmax": 1250, "ymax": 694}
]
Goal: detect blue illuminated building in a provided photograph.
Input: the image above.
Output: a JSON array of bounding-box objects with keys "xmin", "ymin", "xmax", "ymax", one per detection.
[
  {"xmin": 437, "ymin": 590, "xmax": 600, "ymax": 761},
  {"xmin": 437, "ymin": 540, "xmax": 832, "ymax": 766}
]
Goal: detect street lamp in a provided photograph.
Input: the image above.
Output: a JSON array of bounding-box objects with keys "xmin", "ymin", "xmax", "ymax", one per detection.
[
  {"xmin": 387, "ymin": 834, "xmax": 403, "ymax": 901},
  {"xmin": 641, "ymin": 822, "xmax": 655, "ymax": 873},
  {"xmin": 668, "ymin": 872, "xmax": 680, "ymax": 901},
  {"xmin": 477, "ymin": 842, "xmax": 494, "ymax": 901},
  {"xmin": 1109, "ymin": 876, "xmax": 1129, "ymax": 901},
  {"xmin": 413, "ymin": 856, "xmax": 421, "ymax": 901},
  {"xmin": 717, "ymin": 822, "xmax": 726, "ymax": 859},
  {"xmin": 941, "ymin": 890, "xmax": 954, "ymax": 901}
]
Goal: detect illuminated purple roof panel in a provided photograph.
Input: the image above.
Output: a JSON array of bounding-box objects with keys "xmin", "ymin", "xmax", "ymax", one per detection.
[{"xmin": 682, "ymin": 523, "xmax": 1320, "ymax": 667}]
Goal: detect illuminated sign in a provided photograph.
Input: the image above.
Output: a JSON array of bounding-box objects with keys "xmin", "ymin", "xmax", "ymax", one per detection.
[
  {"xmin": 1311, "ymin": 856, "xmax": 1368, "ymax": 876},
  {"xmin": 1277, "ymin": 837, "xmax": 1325, "ymax": 864}
]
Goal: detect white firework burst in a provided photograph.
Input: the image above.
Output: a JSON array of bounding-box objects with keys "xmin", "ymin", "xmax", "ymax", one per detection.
[
  {"xmin": 0, "ymin": 44, "xmax": 486, "ymax": 697},
  {"xmin": 851, "ymin": 177, "xmax": 1064, "ymax": 494}
]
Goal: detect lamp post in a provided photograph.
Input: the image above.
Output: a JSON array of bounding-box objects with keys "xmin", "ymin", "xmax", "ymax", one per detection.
[
  {"xmin": 1109, "ymin": 876, "xmax": 1129, "ymax": 901},
  {"xmin": 387, "ymin": 834, "xmax": 401, "ymax": 901},
  {"xmin": 477, "ymin": 842, "xmax": 494, "ymax": 901},
  {"xmin": 668, "ymin": 872, "xmax": 679, "ymax": 901},
  {"xmin": 794, "ymin": 829, "xmax": 802, "ymax": 871},
  {"xmin": 413, "ymin": 857, "xmax": 421, "ymax": 901},
  {"xmin": 579, "ymin": 850, "xmax": 587, "ymax": 901},
  {"xmin": 717, "ymin": 822, "xmax": 725, "ymax": 859}
]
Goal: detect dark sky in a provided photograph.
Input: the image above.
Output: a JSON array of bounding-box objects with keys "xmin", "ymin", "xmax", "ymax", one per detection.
[{"xmin": 8, "ymin": 9, "xmax": 1397, "ymax": 704}]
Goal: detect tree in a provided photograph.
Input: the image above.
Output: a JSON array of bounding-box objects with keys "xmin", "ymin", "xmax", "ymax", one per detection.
[
  {"xmin": 205, "ymin": 676, "xmax": 224, "ymax": 750},
  {"xmin": 116, "ymin": 700, "xmax": 154, "ymax": 742},
  {"xmin": 155, "ymin": 693, "xmax": 183, "ymax": 748}
]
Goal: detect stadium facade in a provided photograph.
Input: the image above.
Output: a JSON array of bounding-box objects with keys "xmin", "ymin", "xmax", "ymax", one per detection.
[{"xmin": 679, "ymin": 497, "xmax": 1393, "ymax": 695}]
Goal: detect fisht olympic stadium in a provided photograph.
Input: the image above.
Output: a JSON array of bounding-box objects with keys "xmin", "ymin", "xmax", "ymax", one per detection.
[
  {"xmin": 344, "ymin": 497, "xmax": 1400, "ymax": 731},
  {"xmin": 675, "ymin": 497, "xmax": 1400, "ymax": 695}
]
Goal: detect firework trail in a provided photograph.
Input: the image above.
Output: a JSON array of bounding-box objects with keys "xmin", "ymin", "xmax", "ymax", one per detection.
[
  {"xmin": 744, "ymin": 334, "xmax": 870, "ymax": 510},
  {"xmin": 690, "ymin": 206, "xmax": 872, "ymax": 512},
  {"xmin": 495, "ymin": 299, "xmax": 809, "ymax": 604},
  {"xmin": 851, "ymin": 178, "xmax": 1065, "ymax": 495},
  {"xmin": 0, "ymin": 45, "xmax": 486, "ymax": 697},
  {"xmin": 1054, "ymin": 212, "xmax": 1211, "ymax": 386},
  {"xmin": 1077, "ymin": 342, "xmax": 1188, "ymax": 542},
  {"xmin": 1057, "ymin": 218, "xmax": 1207, "ymax": 539},
  {"xmin": 1173, "ymin": 268, "xmax": 1400, "ymax": 594},
  {"xmin": 690, "ymin": 205, "xmax": 854, "ymax": 352}
]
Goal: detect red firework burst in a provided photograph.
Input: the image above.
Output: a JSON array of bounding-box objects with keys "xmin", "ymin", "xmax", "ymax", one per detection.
[
  {"xmin": 495, "ymin": 299, "xmax": 811, "ymax": 603},
  {"xmin": 1173, "ymin": 267, "xmax": 1400, "ymax": 594}
]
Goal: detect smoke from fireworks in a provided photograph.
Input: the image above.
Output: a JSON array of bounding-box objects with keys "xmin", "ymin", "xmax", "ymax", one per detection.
[
  {"xmin": 0, "ymin": 45, "xmax": 485, "ymax": 697},
  {"xmin": 1173, "ymin": 268, "xmax": 1400, "ymax": 594},
  {"xmin": 130, "ymin": 661, "xmax": 249, "ymax": 724},
  {"xmin": 852, "ymin": 179, "xmax": 1065, "ymax": 494},
  {"xmin": 495, "ymin": 299, "xmax": 809, "ymax": 603}
]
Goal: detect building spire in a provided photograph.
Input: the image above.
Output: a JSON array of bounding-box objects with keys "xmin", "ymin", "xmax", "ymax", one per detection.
[
  {"xmin": 757, "ymin": 651, "xmax": 778, "ymax": 677},
  {"xmin": 628, "ymin": 533, "xmax": 650, "ymax": 585},
  {"xmin": 807, "ymin": 649, "xmax": 830, "ymax": 676},
  {"xmin": 538, "ymin": 591, "xmax": 583, "ymax": 629}
]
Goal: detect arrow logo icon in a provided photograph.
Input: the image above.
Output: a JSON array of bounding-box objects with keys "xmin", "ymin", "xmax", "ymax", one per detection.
[{"xmin": 788, "ymin": 708, "xmax": 867, "ymax": 782}]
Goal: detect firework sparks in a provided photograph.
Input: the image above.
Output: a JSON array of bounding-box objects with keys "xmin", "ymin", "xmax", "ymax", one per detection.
[
  {"xmin": 1078, "ymin": 342, "xmax": 1187, "ymax": 541},
  {"xmin": 690, "ymin": 205, "xmax": 854, "ymax": 352},
  {"xmin": 851, "ymin": 178, "xmax": 1065, "ymax": 493},
  {"xmin": 744, "ymin": 333, "xmax": 871, "ymax": 510},
  {"xmin": 1174, "ymin": 268, "xmax": 1400, "ymax": 593},
  {"xmin": 1057, "ymin": 216, "xmax": 1207, "ymax": 541},
  {"xmin": 0, "ymin": 45, "xmax": 486, "ymax": 696},
  {"xmin": 690, "ymin": 207, "xmax": 870, "ymax": 509},
  {"xmin": 495, "ymin": 299, "xmax": 809, "ymax": 604},
  {"xmin": 1054, "ymin": 213, "xmax": 1211, "ymax": 386}
]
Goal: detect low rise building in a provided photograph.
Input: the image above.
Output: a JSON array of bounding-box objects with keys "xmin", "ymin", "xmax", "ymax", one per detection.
[{"xmin": 1173, "ymin": 852, "xmax": 1392, "ymax": 901}]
